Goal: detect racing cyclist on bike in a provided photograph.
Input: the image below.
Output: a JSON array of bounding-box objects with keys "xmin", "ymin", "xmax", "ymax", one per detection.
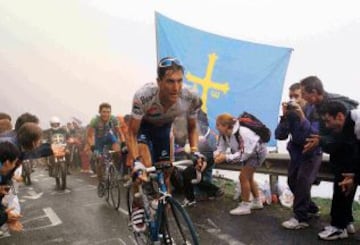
[
  {"xmin": 127, "ymin": 57, "xmax": 204, "ymax": 232},
  {"xmin": 86, "ymin": 103, "xmax": 127, "ymax": 184},
  {"xmin": 44, "ymin": 116, "xmax": 69, "ymax": 178}
]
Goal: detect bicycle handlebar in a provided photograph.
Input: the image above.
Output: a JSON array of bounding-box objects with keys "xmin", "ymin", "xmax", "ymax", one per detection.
[{"xmin": 145, "ymin": 159, "xmax": 193, "ymax": 173}]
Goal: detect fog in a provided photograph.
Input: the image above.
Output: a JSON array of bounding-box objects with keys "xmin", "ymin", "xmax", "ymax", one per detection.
[{"xmin": 1, "ymin": 0, "xmax": 359, "ymax": 146}]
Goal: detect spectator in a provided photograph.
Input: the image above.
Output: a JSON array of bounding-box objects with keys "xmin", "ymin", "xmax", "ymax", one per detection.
[
  {"xmin": 275, "ymin": 82, "xmax": 322, "ymax": 229},
  {"xmin": 316, "ymin": 101, "xmax": 360, "ymax": 240},
  {"xmin": 300, "ymin": 76, "xmax": 358, "ymax": 240},
  {"xmin": 0, "ymin": 142, "xmax": 22, "ymax": 234},
  {"xmin": 214, "ymin": 113, "xmax": 267, "ymax": 215}
]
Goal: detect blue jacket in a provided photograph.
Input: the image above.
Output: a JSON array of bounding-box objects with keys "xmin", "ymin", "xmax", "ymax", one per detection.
[{"xmin": 275, "ymin": 104, "xmax": 321, "ymax": 164}]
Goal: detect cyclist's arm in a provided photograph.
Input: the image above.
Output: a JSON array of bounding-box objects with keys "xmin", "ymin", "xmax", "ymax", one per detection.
[
  {"xmin": 86, "ymin": 127, "xmax": 95, "ymax": 149},
  {"xmin": 115, "ymin": 125, "xmax": 126, "ymax": 143},
  {"xmin": 187, "ymin": 117, "xmax": 199, "ymax": 152},
  {"xmin": 128, "ymin": 117, "xmax": 141, "ymax": 160}
]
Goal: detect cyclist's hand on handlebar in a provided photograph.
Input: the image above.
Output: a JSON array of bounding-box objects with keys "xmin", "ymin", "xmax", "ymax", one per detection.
[
  {"xmin": 132, "ymin": 159, "xmax": 148, "ymax": 182},
  {"xmin": 120, "ymin": 142, "xmax": 128, "ymax": 154},
  {"xmin": 133, "ymin": 160, "xmax": 146, "ymax": 172}
]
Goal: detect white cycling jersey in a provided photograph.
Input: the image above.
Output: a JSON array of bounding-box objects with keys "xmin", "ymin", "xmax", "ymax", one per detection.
[{"xmin": 131, "ymin": 83, "xmax": 202, "ymax": 126}]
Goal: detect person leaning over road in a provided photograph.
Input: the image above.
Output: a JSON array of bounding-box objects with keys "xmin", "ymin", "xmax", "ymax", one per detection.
[
  {"xmin": 315, "ymin": 101, "xmax": 360, "ymax": 241},
  {"xmin": 86, "ymin": 103, "xmax": 127, "ymax": 181},
  {"xmin": 275, "ymin": 82, "xmax": 322, "ymax": 230},
  {"xmin": 214, "ymin": 113, "xmax": 267, "ymax": 215},
  {"xmin": 300, "ymin": 76, "xmax": 359, "ymax": 240},
  {"xmin": 127, "ymin": 57, "xmax": 203, "ymax": 232},
  {"xmin": 0, "ymin": 122, "xmax": 49, "ymax": 236},
  {"xmin": 300, "ymin": 76, "xmax": 358, "ymax": 153},
  {"xmin": 0, "ymin": 142, "xmax": 22, "ymax": 235}
]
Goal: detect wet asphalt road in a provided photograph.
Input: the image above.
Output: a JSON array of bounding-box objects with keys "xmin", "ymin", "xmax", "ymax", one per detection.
[{"xmin": 1, "ymin": 164, "xmax": 359, "ymax": 245}]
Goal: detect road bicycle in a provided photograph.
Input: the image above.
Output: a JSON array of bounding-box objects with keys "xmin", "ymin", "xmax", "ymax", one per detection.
[
  {"xmin": 50, "ymin": 143, "xmax": 68, "ymax": 190},
  {"xmin": 96, "ymin": 147, "xmax": 121, "ymax": 210},
  {"xmin": 127, "ymin": 159, "xmax": 199, "ymax": 245}
]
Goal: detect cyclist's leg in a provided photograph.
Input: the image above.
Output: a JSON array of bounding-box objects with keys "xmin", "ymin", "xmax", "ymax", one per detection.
[
  {"xmin": 95, "ymin": 155, "xmax": 104, "ymax": 182},
  {"xmin": 150, "ymin": 123, "xmax": 172, "ymax": 192},
  {"xmin": 130, "ymin": 130, "xmax": 153, "ymax": 233}
]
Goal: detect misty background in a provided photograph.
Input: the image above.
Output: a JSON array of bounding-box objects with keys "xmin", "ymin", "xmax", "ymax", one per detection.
[{"xmin": 1, "ymin": 0, "xmax": 359, "ymax": 153}]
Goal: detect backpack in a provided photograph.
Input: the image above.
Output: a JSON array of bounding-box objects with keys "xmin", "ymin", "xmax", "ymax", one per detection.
[{"xmin": 238, "ymin": 112, "xmax": 271, "ymax": 143}]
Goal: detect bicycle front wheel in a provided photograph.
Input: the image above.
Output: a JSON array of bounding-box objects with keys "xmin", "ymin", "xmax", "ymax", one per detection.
[
  {"xmin": 109, "ymin": 164, "xmax": 121, "ymax": 210},
  {"xmin": 161, "ymin": 197, "xmax": 199, "ymax": 245}
]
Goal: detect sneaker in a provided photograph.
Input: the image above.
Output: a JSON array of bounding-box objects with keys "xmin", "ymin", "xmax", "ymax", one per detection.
[
  {"xmin": 282, "ymin": 217, "xmax": 309, "ymax": 230},
  {"xmin": 251, "ymin": 199, "xmax": 264, "ymax": 210},
  {"xmin": 0, "ymin": 230, "xmax": 3, "ymax": 237},
  {"xmin": 347, "ymin": 222, "xmax": 356, "ymax": 234},
  {"xmin": 229, "ymin": 202, "xmax": 251, "ymax": 215},
  {"xmin": 131, "ymin": 208, "xmax": 146, "ymax": 233},
  {"xmin": 318, "ymin": 226, "xmax": 348, "ymax": 240},
  {"xmin": 182, "ymin": 198, "xmax": 196, "ymax": 207}
]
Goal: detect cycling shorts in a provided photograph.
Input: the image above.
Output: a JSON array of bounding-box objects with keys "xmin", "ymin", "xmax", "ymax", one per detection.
[{"xmin": 137, "ymin": 121, "xmax": 172, "ymax": 164}]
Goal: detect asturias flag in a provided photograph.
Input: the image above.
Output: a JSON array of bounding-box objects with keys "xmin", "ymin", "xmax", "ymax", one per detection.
[{"xmin": 156, "ymin": 12, "xmax": 292, "ymax": 146}]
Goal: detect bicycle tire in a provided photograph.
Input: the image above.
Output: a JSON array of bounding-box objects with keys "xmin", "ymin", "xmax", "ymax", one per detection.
[
  {"xmin": 109, "ymin": 164, "xmax": 121, "ymax": 210},
  {"xmin": 60, "ymin": 161, "xmax": 67, "ymax": 190},
  {"xmin": 160, "ymin": 197, "xmax": 199, "ymax": 245},
  {"xmin": 105, "ymin": 174, "xmax": 110, "ymax": 204}
]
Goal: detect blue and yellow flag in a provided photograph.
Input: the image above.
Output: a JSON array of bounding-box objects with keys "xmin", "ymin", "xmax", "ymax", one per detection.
[{"xmin": 156, "ymin": 13, "xmax": 292, "ymax": 146}]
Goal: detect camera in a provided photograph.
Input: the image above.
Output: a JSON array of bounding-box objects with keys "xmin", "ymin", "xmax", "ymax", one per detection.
[{"xmin": 286, "ymin": 100, "xmax": 297, "ymax": 110}]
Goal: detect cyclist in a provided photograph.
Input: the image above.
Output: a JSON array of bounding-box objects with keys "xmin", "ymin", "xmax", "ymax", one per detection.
[
  {"xmin": 86, "ymin": 103, "xmax": 127, "ymax": 182},
  {"xmin": 127, "ymin": 57, "xmax": 203, "ymax": 232},
  {"xmin": 43, "ymin": 116, "xmax": 69, "ymax": 177}
]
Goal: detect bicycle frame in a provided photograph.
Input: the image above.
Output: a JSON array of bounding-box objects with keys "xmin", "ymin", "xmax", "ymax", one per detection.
[
  {"xmin": 147, "ymin": 170, "xmax": 168, "ymax": 242},
  {"xmin": 137, "ymin": 160, "xmax": 193, "ymax": 242}
]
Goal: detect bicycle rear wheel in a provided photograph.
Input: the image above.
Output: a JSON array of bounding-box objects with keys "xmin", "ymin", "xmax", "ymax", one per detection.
[
  {"xmin": 109, "ymin": 164, "xmax": 121, "ymax": 210},
  {"xmin": 161, "ymin": 197, "xmax": 199, "ymax": 245}
]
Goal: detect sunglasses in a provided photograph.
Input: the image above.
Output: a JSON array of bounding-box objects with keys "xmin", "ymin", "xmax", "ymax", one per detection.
[{"xmin": 158, "ymin": 57, "xmax": 183, "ymax": 68}]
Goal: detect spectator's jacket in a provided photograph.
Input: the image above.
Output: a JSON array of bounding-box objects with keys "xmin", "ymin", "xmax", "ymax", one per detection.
[
  {"xmin": 324, "ymin": 111, "xmax": 360, "ymax": 176},
  {"xmin": 215, "ymin": 121, "xmax": 265, "ymax": 163},
  {"xmin": 275, "ymin": 104, "xmax": 321, "ymax": 164},
  {"xmin": 0, "ymin": 130, "xmax": 17, "ymax": 147},
  {"xmin": 317, "ymin": 92, "xmax": 358, "ymax": 152}
]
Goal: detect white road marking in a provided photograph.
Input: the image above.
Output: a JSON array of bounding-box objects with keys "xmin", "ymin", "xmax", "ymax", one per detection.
[
  {"xmin": 193, "ymin": 219, "xmax": 246, "ymax": 245},
  {"xmin": 0, "ymin": 231, "xmax": 11, "ymax": 239},
  {"xmin": 23, "ymin": 190, "xmax": 44, "ymax": 200},
  {"xmin": 22, "ymin": 207, "xmax": 62, "ymax": 231}
]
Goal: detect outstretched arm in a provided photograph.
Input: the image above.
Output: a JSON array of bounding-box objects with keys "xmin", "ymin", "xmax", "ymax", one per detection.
[
  {"xmin": 187, "ymin": 117, "xmax": 199, "ymax": 153},
  {"xmin": 128, "ymin": 117, "xmax": 141, "ymax": 161}
]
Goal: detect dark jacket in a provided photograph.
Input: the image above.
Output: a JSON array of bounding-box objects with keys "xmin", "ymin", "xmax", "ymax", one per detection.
[
  {"xmin": 324, "ymin": 113, "xmax": 360, "ymax": 176},
  {"xmin": 275, "ymin": 104, "xmax": 321, "ymax": 164},
  {"xmin": 317, "ymin": 92, "xmax": 358, "ymax": 152}
]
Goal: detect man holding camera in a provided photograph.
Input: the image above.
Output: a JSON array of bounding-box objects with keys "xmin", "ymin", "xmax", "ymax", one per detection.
[{"xmin": 275, "ymin": 82, "xmax": 322, "ymax": 230}]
